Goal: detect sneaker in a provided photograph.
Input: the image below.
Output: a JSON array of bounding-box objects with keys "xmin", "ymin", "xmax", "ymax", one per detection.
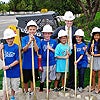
[
  {"xmin": 78, "ymin": 87, "xmax": 83, "ymax": 92},
  {"xmin": 39, "ymin": 89, "xmax": 43, "ymax": 92},
  {"xmin": 29, "ymin": 91, "xmax": 34, "ymax": 95},
  {"xmin": 77, "ymin": 87, "xmax": 79, "ymax": 90},
  {"xmin": 53, "ymin": 88, "xmax": 59, "ymax": 92},
  {"xmin": 45, "ymin": 89, "xmax": 50, "ymax": 92},
  {"xmin": 59, "ymin": 87, "xmax": 68, "ymax": 91},
  {"xmin": 24, "ymin": 91, "xmax": 29, "ymax": 95},
  {"xmin": 48, "ymin": 89, "xmax": 50, "ymax": 92},
  {"xmin": 25, "ymin": 92, "xmax": 31, "ymax": 99},
  {"xmin": 10, "ymin": 96, "xmax": 15, "ymax": 100}
]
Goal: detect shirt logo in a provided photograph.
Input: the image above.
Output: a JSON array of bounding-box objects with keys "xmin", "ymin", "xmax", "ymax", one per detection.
[
  {"xmin": 43, "ymin": 44, "xmax": 53, "ymax": 52},
  {"xmin": 77, "ymin": 48, "xmax": 81, "ymax": 52},
  {"xmin": 62, "ymin": 51, "xmax": 66, "ymax": 56},
  {"xmin": 5, "ymin": 51, "xmax": 15, "ymax": 58},
  {"xmin": 94, "ymin": 46, "xmax": 97, "ymax": 52}
]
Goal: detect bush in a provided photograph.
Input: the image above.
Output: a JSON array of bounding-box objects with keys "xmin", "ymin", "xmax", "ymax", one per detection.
[{"xmin": 74, "ymin": 12, "xmax": 100, "ymax": 42}]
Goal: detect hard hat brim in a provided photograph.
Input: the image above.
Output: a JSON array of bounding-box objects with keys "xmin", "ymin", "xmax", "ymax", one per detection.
[
  {"xmin": 91, "ymin": 32, "xmax": 100, "ymax": 36},
  {"xmin": 58, "ymin": 34, "xmax": 68, "ymax": 39},
  {"xmin": 63, "ymin": 16, "xmax": 75, "ymax": 21},
  {"xmin": 3, "ymin": 34, "xmax": 16, "ymax": 39},
  {"xmin": 42, "ymin": 31, "xmax": 53, "ymax": 33}
]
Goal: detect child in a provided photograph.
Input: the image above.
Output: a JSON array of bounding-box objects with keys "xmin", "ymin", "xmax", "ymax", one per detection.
[
  {"xmin": 0, "ymin": 28, "xmax": 20, "ymax": 100},
  {"xmin": 74, "ymin": 29, "xmax": 88, "ymax": 92},
  {"xmin": 39, "ymin": 24, "xmax": 57, "ymax": 92},
  {"xmin": 87, "ymin": 27, "xmax": 100, "ymax": 93},
  {"xmin": 22, "ymin": 20, "xmax": 41, "ymax": 95},
  {"xmin": 54, "ymin": 29, "xmax": 71, "ymax": 91}
]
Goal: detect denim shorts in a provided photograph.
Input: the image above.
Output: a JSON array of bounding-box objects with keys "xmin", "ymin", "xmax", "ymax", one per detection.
[
  {"xmin": 93, "ymin": 57, "xmax": 100, "ymax": 71},
  {"xmin": 40, "ymin": 65, "xmax": 56, "ymax": 82}
]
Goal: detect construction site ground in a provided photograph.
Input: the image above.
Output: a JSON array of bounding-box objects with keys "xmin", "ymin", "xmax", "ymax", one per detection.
[{"xmin": 0, "ymin": 86, "xmax": 100, "ymax": 100}]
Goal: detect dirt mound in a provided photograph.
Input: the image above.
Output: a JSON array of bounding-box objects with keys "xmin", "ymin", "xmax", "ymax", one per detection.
[{"xmin": 0, "ymin": 86, "xmax": 100, "ymax": 100}]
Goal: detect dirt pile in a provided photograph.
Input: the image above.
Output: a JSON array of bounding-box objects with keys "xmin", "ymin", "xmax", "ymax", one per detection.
[{"xmin": 0, "ymin": 86, "xmax": 100, "ymax": 100}]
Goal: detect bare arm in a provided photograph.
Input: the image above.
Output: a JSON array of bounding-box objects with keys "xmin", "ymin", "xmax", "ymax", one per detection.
[
  {"xmin": 9, "ymin": 60, "xmax": 19, "ymax": 68},
  {"xmin": 23, "ymin": 35, "xmax": 39, "ymax": 52},
  {"xmin": 33, "ymin": 40, "xmax": 39, "ymax": 52},
  {"xmin": 93, "ymin": 54, "xmax": 100, "ymax": 57},
  {"xmin": 0, "ymin": 49, "xmax": 3, "ymax": 60},
  {"xmin": 2, "ymin": 60, "xmax": 19, "ymax": 70},
  {"xmin": 0, "ymin": 44, "xmax": 3, "ymax": 60},
  {"xmin": 56, "ymin": 54, "xmax": 69, "ymax": 59},
  {"xmin": 22, "ymin": 41, "xmax": 31, "ymax": 52},
  {"xmin": 75, "ymin": 55, "xmax": 83, "ymax": 64},
  {"xmin": 47, "ymin": 45, "xmax": 55, "ymax": 52}
]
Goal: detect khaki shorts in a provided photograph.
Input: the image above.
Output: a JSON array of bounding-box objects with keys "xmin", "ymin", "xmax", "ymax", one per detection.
[{"xmin": 3, "ymin": 77, "xmax": 20, "ymax": 91}]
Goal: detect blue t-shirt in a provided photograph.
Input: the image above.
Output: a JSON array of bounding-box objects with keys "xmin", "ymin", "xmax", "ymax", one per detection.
[
  {"xmin": 40, "ymin": 39, "xmax": 57, "ymax": 66},
  {"xmin": 88, "ymin": 42, "xmax": 98, "ymax": 54},
  {"xmin": 22, "ymin": 35, "xmax": 41, "ymax": 69},
  {"xmin": 4, "ymin": 44, "xmax": 20, "ymax": 78},
  {"xmin": 76, "ymin": 42, "xmax": 88, "ymax": 69},
  {"xmin": 55, "ymin": 43, "xmax": 71, "ymax": 72}
]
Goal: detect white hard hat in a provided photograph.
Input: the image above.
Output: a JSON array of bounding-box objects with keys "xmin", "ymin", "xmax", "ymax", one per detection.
[
  {"xmin": 63, "ymin": 11, "xmax": 75, "ymax": 21},
  {"xmin": 26, "ymin": 20, "xmax": 37, "ymax": 28},
  {"xmin": 58, "ymin": 30, "xmax": 68, "ymax": 39},
  {"xmin": 74, "ymin": 29, "xmax": 84, "ymax": 36},
  {"xmin": 3, "ymin": 28, "xmax": 16, "ymax": 39},
  {"xmin": 91, "ymin": 27, "xmax": 100, "ymax": 36},
  {"xmin": 42, "ymin": 24, "xmax": 53, "ymax": 32}
]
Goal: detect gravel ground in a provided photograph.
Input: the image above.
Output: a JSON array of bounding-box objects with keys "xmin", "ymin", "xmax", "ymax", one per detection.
[{"xmin": 0, "ymin": 86, "xmax": 100, "ymax": 100}]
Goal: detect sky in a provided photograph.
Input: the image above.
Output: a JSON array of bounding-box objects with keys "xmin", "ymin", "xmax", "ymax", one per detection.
[{"xmin": 0, "ymin": 0, "xmax": 9, "ymax": 3}]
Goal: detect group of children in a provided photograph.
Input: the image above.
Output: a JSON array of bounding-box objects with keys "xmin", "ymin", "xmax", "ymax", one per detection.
[{"xmin": 0, "ymin": 19, "xmax": 100, "ymax": 100}]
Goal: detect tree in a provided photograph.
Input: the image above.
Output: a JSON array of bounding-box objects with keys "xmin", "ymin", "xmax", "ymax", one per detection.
[
  {"xmin": 9, "ymin": 0, "xmax": 20, "ymax": 11},
  {"xmin": 16, "ymin": 0, "xmax": 26, "ymax": 11},
  {"xmin": 36, "ymin": 0, "xmax": 81, "ymax": 15},
  {"xmin": 0, "ymin": 1, "xmax": 10, "ymax": 13},
  {"xmin": 0, "ymin": 1, "xmax": 4, "ymax": 11},
  {"xmin": 75, "ymin": 0, "xmax": 100, "ymax": 21}
]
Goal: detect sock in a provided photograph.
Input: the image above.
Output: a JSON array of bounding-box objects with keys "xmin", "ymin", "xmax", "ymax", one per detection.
[
  {"xmin": 40, "ymin": 82, "xmax": 44, "ymax": 91},
  {"xmin": 48, "ymin": 82, "xmax": 51, "ymax": 90}
]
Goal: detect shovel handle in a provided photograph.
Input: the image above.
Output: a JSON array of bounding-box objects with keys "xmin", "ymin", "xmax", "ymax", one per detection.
[
  {"xmin": 31, "ymin": 41, "xmax": 37, "ymax": 100},
  {"xmin": 74, "ymin": 44, "xmax": 77, "ymax": 98},
  {"xmin": 89, "ymin": 40, "xmax": 94, "ymax": 92},
  {"xmin": 2, "ymin": 49, "xmax": 9, "ymax": 100},
  {"xmin": 46, "ymin": 42, "xmax": 49, "ymax": 100}
]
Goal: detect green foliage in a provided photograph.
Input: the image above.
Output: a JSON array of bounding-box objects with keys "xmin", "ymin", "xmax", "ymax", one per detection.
[
  {"xmin": 0, "ymin": 1, "xmax": 10, "ymax": 13},
  {"xmin": 84, "ymin": 68, "xmax": 90, "ymax": 87},
  {"xmin": 36, "ymin": 0, "xmax": 81, "ymax": 15},
  {"xmin": 88, "ymin": 12, "xmax": 100, "ymax": 30},
  {"xmin": 7, "ymin": 0, "xmax": 37, "ymax": 11},
  {"xmin": 16, "ymin": 0, "xmax": 26, "ymax": 11},
  {"xmin": 0, "ymin": 0, "xmax": 81, "ymax": 14},
  {"xmin": 74, "ymin": 12, "xmax": 100, "ymax": 42},
  {"xmin": 0, "ymin": 70, "xmax": 3, "ymax": 90}
]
